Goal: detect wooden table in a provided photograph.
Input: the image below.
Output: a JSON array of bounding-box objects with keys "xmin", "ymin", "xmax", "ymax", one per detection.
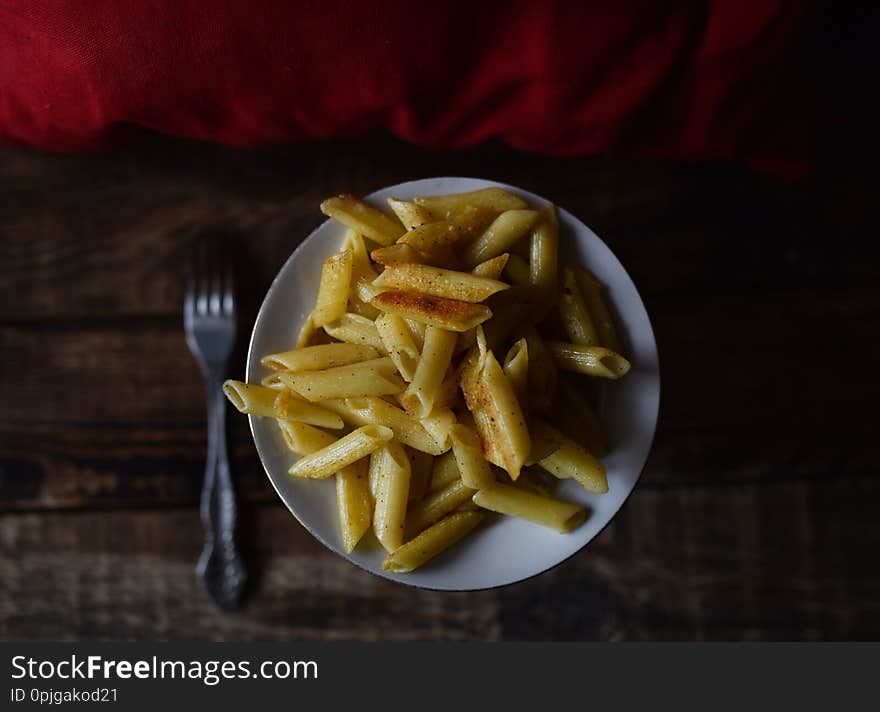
[{"xmin": 1, "ymin": 135, "xmax": 877, "ymax": 640}]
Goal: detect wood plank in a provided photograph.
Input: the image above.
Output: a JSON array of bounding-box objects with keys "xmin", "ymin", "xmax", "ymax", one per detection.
[
  {"xmin": 2, "ymin": 286, "xmax": 877, "ymax": 511},
  {"xmin": 0, "ymin": 138, "xmax": 865, "ymax": 322},
  {"xmin": 1, "ymin": 476, "xmax": 876, "ymax": 640}
]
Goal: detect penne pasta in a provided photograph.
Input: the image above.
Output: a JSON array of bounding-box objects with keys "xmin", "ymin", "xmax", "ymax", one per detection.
[
  {"xmin": 547, "ymin": 342, "xmax": 631, "ymax": 379},
  {"xmin": 450, "ymin": 423, "xmax": 496, "ymax": 490},
  {"xmin": 503, "ymin": 253, "xmax": 532, "ymax": 287},
  {"xmin": 406, "ymin": 447, "xmax": 434, "ymax": 503},
  {"xmin": 405, "ymin": 478, "xmax": 476, "ymax": 538},
  {"xmin": 296, "ymin": 313, "xmax": 321, "ymax": 348},
  {"xmin": 525, "ymin": 419, "xmax": 564, "ymax": 465},
  {"xmin": 462, "ymin": 209, "xmax": 539, "ymax": 267},
  {"xmin": 278, "ymin": 358, "xmax": 405, "ymax": 401},
  {"xmin": 519, "ymin": 325, "xmax": 558, "ymax": 412},
  {"xmin": 419, "ymin": 406, "xmax": 456, "ymax": 450},
  {"xmin": 222, "ymin": 381, "xmax": 344, "ymax": 428},
  {"xmin": 573, "ymin": 267, "xmax": 621, "ymax": 352},
  {"xmin": 372, "ymin": 441, "xmax": 411, "ymax": 552},
  {"xmin": 277, "ymin": 420, "xmax": 336, "ymax": 455},
  {"xmin": 428, "ymin": 450, "xmax": 462, "ymax": 492},
  {"xmin": 534, "ymin": 421, "xmax": 608, "ymax": 494},
  {"xmin": 260, "ymin": 372, "xmax": 287, "ymax": 389},
  {"xmin": 225, "ymin": 186, "xmax": 632, "ymax": 572},
  {"xmin": 373, "ymin": 263, "xmax": 509, "ymax": 303},
  {"xmin": 402, "ymin": 326, "xmax": 457, "ymax": 418},
  {"xmin": 472, "ymin": 483, "xmax": 586, "ymax": 533},
  {"xmin": 312, "ymin": 250, "xmax": 353, "ymax": 327},
  {"xmin": 404, "ymin": 318, "xmax": 426, "ymax": 349},
  {"xmin": 386, "ymin": 197, "xmax": 433, "ymax": 230},
  {"xmin": 323, "ymin": 312, "xmax": 387, "ymax": 352},
  {"xmin": 471, "ymin": 253, "xmax": 510, "ymax": 280},
  {"xmin": 276, "ymin": 420, "xmax": 372, "ymax": 552},
  {"xmin": 529, "ymin": 202, "xmax": 559, "ymax": 316},
  {"xmin": 274, "ymin": 389, "xmax": 349, "ymax": 429},
  {"xmin": 320, "ymin": 194, "xmax": 405, "ymax": 246},
  {"xmin": 434, "ymin": 367, "xmax": 461, "ymax": 409},
  {"xmin": 346, "ymin": 396, "xmax": 446, "ymax": 455},
  {"xmin": 558, "ymin": 265, "xmax": 599, "ymax": 346},
  {"xmin": 261, "ymin": 343, "xmax": 378, "ymax": 372},
  {"xmin": 371, "ymin": 243, "xmax": 427, "ymax": 266},
  {"xmin": 413, "ymin": 187, "xmax": 527, "ymax": 220},
  {"xmin": 374, "ymin": 313, "xmax": 421, "ymax": 382},
  {"xmin": 288, "ymin": 424, "xmax": 393, "ymax": 479},
  {"xmin": 399, "ymin": 204, "xmax": 495, "ymax": 247},
  {"xmin": 502, "ymin": 338, "xmax": 529, "ymax": 410},
  {"xmin": 471, "ymin": 351, "xmax": 531, "ymax": 479},
  {"xmin": 552, "ymin": 374, "xmax": 607, "ymax": 456},
  {"xmin": 383, "ymin": 511, "xmax": 484, "ymax": 573},
  {"xmin": 371, "ymin": 290, "xmax": 492, "ymax": 332},
  {"xmin": 512, "ymin": 467, "xmax": 555, "ymax": 497},
  {"xmin": 336, "ymin": 458, "xmax": 372, "ymax": 553}
]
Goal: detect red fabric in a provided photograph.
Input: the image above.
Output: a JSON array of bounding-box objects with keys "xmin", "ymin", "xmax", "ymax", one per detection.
[{"xmin": 0, "ymin": 1, "xmax": 813, "ymax": 177}]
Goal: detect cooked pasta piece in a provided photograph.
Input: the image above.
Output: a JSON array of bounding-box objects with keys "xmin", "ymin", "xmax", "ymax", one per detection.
[
  {"xmin": 573, "ymin": 267, "xmax": 621, "ymax": 352},
  {"xmin": 462, "ymin": 209, "xmax": 539, "ymax": 267},
  {"xmin": 279, "ymin": 357, "xmax": 404, "ymax": 401},
  {"xmin": 406, "ymin": 447, "xmax": 434, "ymax": 503},
  {"xmin": 529, "ymin": 202, "xmax": 559, "ymax": 300},
  {"xmin": 288, "ymin": 424, "xmax": 393, "ymax": 479},
  {"xmin": 472, "ymin": 483, "xmax": 586, "ymax": 532},
  {"xmin": 320, "ymin": 194, "xmax": 404, "ymax": 245},
  {"xmin": 465, "ymin": 351, "xmax": 531, "ymax": 479},
  {"xmin": 373, "ymin": 263, "xmax": 509, "ymax": 303},
  {"xmin": 547, "ymin": 342, "xmax": 631, "ymax": 379},
  {"xmin": 383, "ymin": 511, "xmax": 484, "ymax": 573},
  {"xmin": 503, "ymin": 253, "xmax": 532, "ymax": 287},
  {"xmin": 276, "ymin": 420, "xmax": 336, "ymax": 455},
  {"xmin": 405, "ymin": 478, "xmax": 476, "ymax": 538},
  {"xmin": 261, "ymin": 343, "xmax": 378, "ymax": 373},
  {"xmin": 471, "ymin": 253, "xmax": 510, "ymax": 280},
  {"xmin": 419, "ymin": 406, "xmax": 456, "ymax": 450},
  {"xmin": 345, "ymin": 397, "xmax": 446, "ymax": 455},
  {"xmin": 372, "ymin": 441, "xmax": 411, "ymax": 552},
  {"xmin": 413, "ymin": 187, "xmax": 527, "ymax": 220},
  {"xmin": 371, "ymin": 243, "xmax": 427, "ymax": 266},
  {"xmin": 312, "ymin": 250, "xmax": 353, "ymax": 327},
  {"xmin": 222, "ymin": 381, "xmax": 344, "ymax": 428},
  {"xmin": 502, "ymin": 338, "xmax": 529, "ymax": 409},
  {"xmin": 558, "ymin": 265, "xmax": 598, "ymax": 346},
  {"xmin": 519, "ymin": 326, "xmax": 558, "ymax": 412},
  {"xmin": 428, "ymin": 451, "xmax": 462, "ymax": 492},
  {"xmin": 402, "ymin": 326, "xmax": 457, "ymax": 417},
  {"xmin": 371, "ymin": 290, "xmax": 492, "ymax": 332},
  {"xmin": 533, "ymin": 421, "xmax": 608, "ymax": 494},
  {"xmin": 336, "ymin": 458, "xmax": 372, "ymax": 553},
  {"xmin": 386, "ymin": 197, "xmax": 433, "ymax": 230},
  {"xmin": 449, "ymin": 423, "xmax": 496, "ymax": 490},
  {"xmin": 296, "ymin": 313, "xmax": 321, "ymax": 348},
  {"xmin": 552, "ymin": 374, "xmax": 607, "ymax": 456},
  {"xmin": 323, "ymin": 312, "xmax": 387, "ymax": 352},
  {"xmin": 374, "ymin": 313, "xmax": 420, "ymax": 382}
]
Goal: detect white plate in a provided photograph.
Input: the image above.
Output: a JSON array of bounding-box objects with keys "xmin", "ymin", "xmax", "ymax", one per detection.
[{"xmin": 246, "ymin": 177, "xmax": 660, "ymax": 591}]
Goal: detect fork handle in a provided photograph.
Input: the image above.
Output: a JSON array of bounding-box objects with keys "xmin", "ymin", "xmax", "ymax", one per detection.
[{"xmin": 197, "ymin": 381, "xmax": 247, "ymax": 609}]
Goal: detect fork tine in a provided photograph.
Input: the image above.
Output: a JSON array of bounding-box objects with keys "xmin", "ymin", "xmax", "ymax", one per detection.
[
  {"xmin": 222, "ymin": 236, "xmax": 236, "ymax": 317},
  {"xmin": 209, "ymin": 237, "xmax": 222, "ymax": 316},
  {"xmin": 196, "ymin": 236, "xmax": 209, "ymax": 316}
]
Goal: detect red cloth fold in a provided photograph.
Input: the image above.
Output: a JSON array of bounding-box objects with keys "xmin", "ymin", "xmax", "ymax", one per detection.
[{"xmin": 0, "ymin": 1, "xmax": 813, "ymax": 176}]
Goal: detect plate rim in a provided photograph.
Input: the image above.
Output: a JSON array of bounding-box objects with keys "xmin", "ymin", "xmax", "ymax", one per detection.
[{"xmin": 246, "ymin": 176, "xmax": 660, "ymax": 592}]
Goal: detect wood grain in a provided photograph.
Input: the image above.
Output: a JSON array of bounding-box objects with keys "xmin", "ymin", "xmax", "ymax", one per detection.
[
  {"xmin": 0, "ymin": 135, "xmax": 877, "ymax": 640},
  {"xmin": 1, "ymin": 476, "xmax": 877, "ymax": 640}
]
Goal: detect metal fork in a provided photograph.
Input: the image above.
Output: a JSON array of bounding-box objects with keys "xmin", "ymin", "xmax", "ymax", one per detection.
[{"xmin": 184, "ymin": 235, "xmax": 246, "ymax": 609}]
